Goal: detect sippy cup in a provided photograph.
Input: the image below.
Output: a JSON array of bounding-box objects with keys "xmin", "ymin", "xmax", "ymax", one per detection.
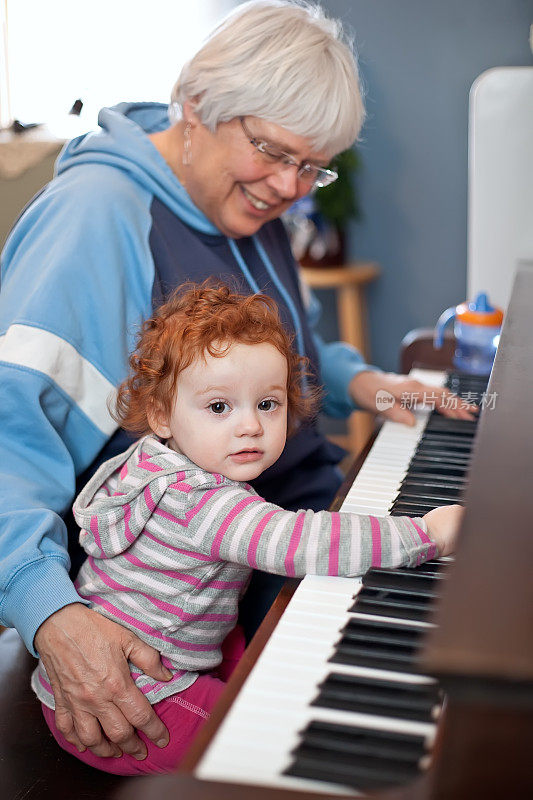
[{"xmin": 434, "ymin": 292, "xmax": 503, "ymax": 375}]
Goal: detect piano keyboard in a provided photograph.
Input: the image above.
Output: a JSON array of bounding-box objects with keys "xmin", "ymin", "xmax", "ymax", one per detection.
[{"xmin": 196, "ymin": 369, "xmax": 486, "ymax": 795}]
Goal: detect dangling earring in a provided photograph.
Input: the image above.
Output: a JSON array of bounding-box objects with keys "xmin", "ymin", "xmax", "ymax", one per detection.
[{"xmin": 183, "ymin": 122, "xmax": 192, "ymax": 166}]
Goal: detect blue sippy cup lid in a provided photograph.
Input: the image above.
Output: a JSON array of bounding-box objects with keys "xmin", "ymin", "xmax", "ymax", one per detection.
[{"xmin": 456, "ymin": 293, "xmax": 504, "ymax": 326}]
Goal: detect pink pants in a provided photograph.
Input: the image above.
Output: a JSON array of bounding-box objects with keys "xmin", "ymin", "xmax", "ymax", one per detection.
[{"xmin": 41, "ymin": 626, "xmax": 245, "ymax": 776}]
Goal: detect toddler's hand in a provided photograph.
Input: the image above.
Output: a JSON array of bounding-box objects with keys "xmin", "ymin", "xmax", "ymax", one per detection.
[{"xmin": 423, "ymin": 504, "xmax": 464, "ymax": 557}]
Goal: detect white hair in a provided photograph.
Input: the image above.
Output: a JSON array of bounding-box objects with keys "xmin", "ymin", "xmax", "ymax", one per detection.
[{"xmin": 171, "ymin": 0, "xmax": 365, "ymax": 157}]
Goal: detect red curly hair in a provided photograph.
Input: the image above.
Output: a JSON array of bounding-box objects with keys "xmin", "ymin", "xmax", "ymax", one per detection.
[{"xmin": 114, "ymin": 280, "xmax": 321, "ymax": 437}]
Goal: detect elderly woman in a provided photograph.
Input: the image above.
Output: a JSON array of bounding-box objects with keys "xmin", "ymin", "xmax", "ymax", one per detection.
[{"xmin": 0, "ymin": 0, "xmax": 467, "ymax": 768}]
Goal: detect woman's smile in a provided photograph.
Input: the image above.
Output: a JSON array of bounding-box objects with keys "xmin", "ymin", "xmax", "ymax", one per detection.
[{"xmin": 240, "ymin": 185, "xmax": 271, "ymax": 212}]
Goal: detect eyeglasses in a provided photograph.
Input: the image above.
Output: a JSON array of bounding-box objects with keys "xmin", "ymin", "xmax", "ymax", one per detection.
[{"xmin": 240, "ymin": 118, "xmax": 338, "ymax": 189}]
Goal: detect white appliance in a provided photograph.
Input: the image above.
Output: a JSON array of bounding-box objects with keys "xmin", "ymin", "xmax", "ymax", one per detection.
[{"xmin": 468, "ymin": 66, "xmax": 533, "ymax": 309}]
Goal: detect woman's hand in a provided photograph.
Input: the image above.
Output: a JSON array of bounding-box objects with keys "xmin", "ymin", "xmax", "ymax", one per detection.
[
  {"xmin": 423, "ymin": 504, "xmax": 464, "ymax": 557},
  {"xmin": 349, "ymin": 371, "xmax": 478, "ymax": 426},
  {"xmin": 34, "ymin": 603, "xmax": 172, "ymax": 759}
]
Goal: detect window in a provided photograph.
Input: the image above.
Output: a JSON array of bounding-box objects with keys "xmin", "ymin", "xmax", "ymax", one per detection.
[{"xmin": 2, "ymin": 0, "xmax": 237, "ymax": 128}]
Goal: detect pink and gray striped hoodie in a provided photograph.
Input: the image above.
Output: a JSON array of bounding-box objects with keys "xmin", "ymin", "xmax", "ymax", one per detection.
[{"xmin": 32, "ymin": 435, "xmax": 437, "ymax": 708}]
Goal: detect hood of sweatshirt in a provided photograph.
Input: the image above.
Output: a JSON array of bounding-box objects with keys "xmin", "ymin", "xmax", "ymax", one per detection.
[
  {"xmin": 56, "ymin": 101, "xmax": 220, "ymax": 235},
  {"xmin": 54, "ymin": 102, "xmax": 309, "ymax": 363},
  {"xmin": 72, "ymin": 435, "xmax": 234, "ymax": 559}
]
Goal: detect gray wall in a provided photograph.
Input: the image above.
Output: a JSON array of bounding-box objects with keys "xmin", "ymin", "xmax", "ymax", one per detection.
[{"xmin": 319, "ymin": 0, "xmax": 532, "ymax": 372}]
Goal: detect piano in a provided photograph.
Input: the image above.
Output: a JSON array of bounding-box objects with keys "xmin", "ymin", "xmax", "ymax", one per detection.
[
  {"xmin": 113, "ymin": 261, "xmax": 533, "ymax": 800},
  {"xmin": 191, "ymin": 367, "xmax": 478, "ymax": 795}
]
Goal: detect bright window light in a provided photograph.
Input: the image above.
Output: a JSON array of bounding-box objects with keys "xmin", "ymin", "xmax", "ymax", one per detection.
[{"xmin": 3, "ymin": 0, "xmax": 237, "ymax": 128}]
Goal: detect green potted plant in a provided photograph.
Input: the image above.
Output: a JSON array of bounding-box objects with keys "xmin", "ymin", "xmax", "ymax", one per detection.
[
  {"xmin": 285, "ymin": 147, "xmax": 362, "ymax": 266},
  {"xmin": 315, "ymin": 147, "xmax": 361, "ymax": 230}
]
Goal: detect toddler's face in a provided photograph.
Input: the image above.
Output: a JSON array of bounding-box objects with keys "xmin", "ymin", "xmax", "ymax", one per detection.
[{"xmin": 153, "ymin": 341, "xmax": 289, "ymax": 482}]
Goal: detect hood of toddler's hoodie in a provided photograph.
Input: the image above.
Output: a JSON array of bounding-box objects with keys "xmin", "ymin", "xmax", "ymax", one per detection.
[
  {"xmin": 56, "ymin": 101, "xmax": 220, "ymax": 235},
  {"xmin": 72, "ymin": 435, "xmax": 216, "ymax": 558}
]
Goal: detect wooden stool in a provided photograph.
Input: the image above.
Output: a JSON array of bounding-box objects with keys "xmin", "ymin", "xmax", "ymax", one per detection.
[{"xmin": 301, "ymin": 261, "xmax": 380, "ymax": 455}]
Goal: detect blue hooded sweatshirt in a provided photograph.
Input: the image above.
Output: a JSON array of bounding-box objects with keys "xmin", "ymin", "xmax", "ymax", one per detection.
[{"xmin": 0, "ymin": 102, "xmax": 374, "ymax": 653}]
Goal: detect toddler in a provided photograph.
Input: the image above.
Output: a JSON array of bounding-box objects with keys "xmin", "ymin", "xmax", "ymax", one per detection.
[{"xmin": 32, "ymin": 281, "xmax": 460, "ymax": 775}]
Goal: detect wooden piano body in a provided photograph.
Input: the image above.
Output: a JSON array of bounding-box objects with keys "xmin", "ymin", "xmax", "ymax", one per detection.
[{"xmin": 112, "ymin": 260, "xmax": 533, "ymax": 800}]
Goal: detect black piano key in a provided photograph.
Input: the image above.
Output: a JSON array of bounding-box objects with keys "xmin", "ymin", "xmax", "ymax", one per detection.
[
  {"xmin": 397, "ymin": 495, "xmax": 463, "ymax": 509},
  {"xmin": 417, "ymin": 436, "xmax": 473, "ymax": 452},
  {"xmin": 398, "ymin": 483, "xmax": 464, "ymax": 498},
  {"xmin": 285, "ymin": 753, "xmax": 420, "ymax": 791},
  {"xmin": 391, "ymin": 500, "xmax": 457, "ymax": 515},
  {"xmin": 423, "ymin": 423, "xmax": 478, "ymax": 438},
  {"xmin": 404, "ymin": 470, "xmax": 467, "ymax": 487},
  {"xmin": 292, "ymin": 720, "xmax": 427, "ymax": 759},
  {"xmin": 340, "ymin": 617, "xmax": 424, "ymax": 646},
  {"xmin": 354, "ymin": 565, "xmax": 441, "ymax": 621},
  {"xmin": 362, "ymin": 568, "xmax": 443, "ymax": 594},
  {"xmin": 390, "ymin": 507, "xmax": 440, "ymax": 517},
  {"xmin": 424, "ymin": 418, "xmax": 478, "ymax": 436},
  {"xmin": 330, "ymin": 643, "xmax": 420, "ymax": 671},
  {"xmin": 419, "ymin": 440, "xmax": 473, "ymax": 453},
  {"xmin": 446, "ymin": 370, "xmax": 488, "ymax": 395},
  {"xmin": 390, "ymin": 507, "xmax": 435, "ymax": 517},
  {"xmin": 409, "ymin": 455, "xmax": 470, "ymax": 471},
  {"xmin": 330, "ymin": 619, "xmax": 424, "ymax": 671},
  {"xmin": 396, "ymin": 491, "xmax": 463, "ymax": 504},
  {"xmin": 284, "ymin": 721, "xmax": 427, "ymax": 790},
  {"xmin": 395, "ymin": 485, "xmax": 465, "ymax": 502},
  {"xmin": 413, "ymin": 454, "xmax": 471, "ymax": 468},
  {"xmin": 353, "ymin": 590, "xmax": 432, "ymax": 623},
  {"xmin": 417, "ymin": 433, "xmax": 474, "ymax": 447},
  {"xmin": 399, "ymin": 500, "xmax": 457, "ymax": 511},
  {"xmin": 392, "ymin": 468, "xmax": 465, "ymax": 507},
  {"xmin": 399, "ymin": 478, "xmax": 465, "ymax": 494},
  {"xmin": 420, "ymin": 429, "xmax": 474, "ymax": 439},
  {"xmin": 396, "ymin": 560, "xmax": 447, "ymax": 576},
  {"xmin": 413, "ymin": 456, "xmax": 472, "ymax": 471},
  {"xmin": 425, "ymin": 410, "xmax": 478, "ymax": 426},
  {"xmin": 408, "ymin": 459, "xmax": 468, "ymax": 478},
  {"xmin": 412, "ymin": 450, "xmax": 472, "ymax": 464},
  {"xmin": 396, "ymin": 489, "xmax": 463, "ymax": 505},
  {"xmin": 312, "ymin": 672, "xmax": 441, "ymax": 721}
]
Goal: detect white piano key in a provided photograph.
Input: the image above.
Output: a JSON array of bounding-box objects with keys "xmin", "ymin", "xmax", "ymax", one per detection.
[
  {"xmin": 344, "ymin": 484, "xmax": 401, "ymax": 496},
  {"xmin": 341, "ymin": 499, "xmax": 396, "ymax": 512},
  {"xmin": 244, "ymin": 650, "xmax": 437, "ymax": 687},
  {"xmin": 341, "ymin": 504, "xmax": 391, "ymax": 515}
]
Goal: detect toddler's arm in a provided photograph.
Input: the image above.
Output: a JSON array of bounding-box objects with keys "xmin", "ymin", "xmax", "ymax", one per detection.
[{"xmin": 184, "ymin": 485, "xmax": 462, "ymax": 577}]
